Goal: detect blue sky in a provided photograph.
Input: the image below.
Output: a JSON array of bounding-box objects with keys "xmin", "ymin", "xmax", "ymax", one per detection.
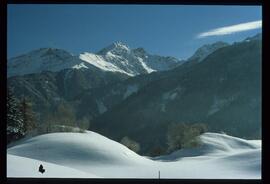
[{"xmin": 8, "ymin": 5, "xmax": 261, "ymax": 60}]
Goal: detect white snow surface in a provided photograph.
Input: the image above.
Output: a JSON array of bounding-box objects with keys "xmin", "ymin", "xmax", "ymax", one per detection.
[
  {"xmin": 137, "ymin": 57, "xmax": 156, "ymax": 73},
  {"xmin": 7, "ymin": 131, "xmax": 261, "ymax": 179},
  {"xmin": 79, "ymin": 52, "xmax": 134, "ymax": 76},
  {"xmin": 7, "ymin": 154, "xmax": 99, "ymax": 178}
]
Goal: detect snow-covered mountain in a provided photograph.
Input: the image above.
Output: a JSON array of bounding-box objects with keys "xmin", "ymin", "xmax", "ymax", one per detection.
[
  {"xmin": 8, "ymin": 42, "xmax": 181, "ymax": 78},
  {"xmin": 188, "ymin": 41, "xmax": 229, "ymax": 62},
  {"xmin": 7, "ymin": 131, "xmax": 261, "ymax": 178},
  {"xmin": 7, "ymin": 48, "xmax": 89, "ymax": 78},
  {"xmin": 80, "ymin": 42, "xmax": 181, "ymax": 76}
]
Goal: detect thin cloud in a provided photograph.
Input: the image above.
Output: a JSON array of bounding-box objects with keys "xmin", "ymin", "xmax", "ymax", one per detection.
[{"xmin": 197, "ymin": 20, "xmax": 262, "ymax": 38}]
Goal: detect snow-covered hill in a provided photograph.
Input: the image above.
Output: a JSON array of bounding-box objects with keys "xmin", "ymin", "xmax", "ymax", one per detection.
[
  {"xmin": 8, "ymin": 42, "xmax": 181, "ymax": 77},
  {"xmin": 7, "ymin": 131, "xmax": 261, "ymax": 179}
]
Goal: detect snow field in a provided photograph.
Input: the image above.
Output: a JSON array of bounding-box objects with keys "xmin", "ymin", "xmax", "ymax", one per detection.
[{"xmin": 7, "ymin": 131, "xmax": 261, "ymax": 179}]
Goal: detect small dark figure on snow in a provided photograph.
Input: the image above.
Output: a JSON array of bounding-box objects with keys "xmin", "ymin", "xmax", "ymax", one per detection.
[{"xmin": 39, "ymin": 164, "xmax": 45, "ymax": 174}]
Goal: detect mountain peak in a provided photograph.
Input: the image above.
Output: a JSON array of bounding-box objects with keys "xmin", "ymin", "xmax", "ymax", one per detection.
[
  {"xmin": 97, "ymin": 41, "xmax": 130, "ymax": 55},
  {"xmin": 132, "ymin": 47, "xmax": 148, "ymax": 57},
  {"xmin": 9, "ymin": 47, "xmax": 73, "ymax": 61},
  {"xmin": 189, "ymin": 41, "xmax": 229, "ymax": 62},
  {"xmin": 8, "ymin": 47, "xmax": 81, "ymax": 77},
  {"xmin": 112, "ymin": 41, "xmax": 129, "ymax": 48}
]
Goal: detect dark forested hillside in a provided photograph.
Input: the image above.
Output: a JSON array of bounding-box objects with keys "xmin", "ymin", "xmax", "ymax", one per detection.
[{"xmin": 91, "ymin": 39, "xmax": 261, "ymax": 154}]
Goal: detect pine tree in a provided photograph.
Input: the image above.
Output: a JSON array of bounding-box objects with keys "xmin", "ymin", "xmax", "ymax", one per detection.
[
  {"xmin": 20, "ymin": 97, "xmax": 36, "ymax": 134},
  {"xmin": 7, "ymin": 88, "xmax": 24, "ymax": 144}
]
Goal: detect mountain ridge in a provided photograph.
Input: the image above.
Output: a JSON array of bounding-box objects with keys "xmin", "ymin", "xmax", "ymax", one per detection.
[{"xmin": 8, "ymin": 42, "xmax": 182, "ymax": 78}]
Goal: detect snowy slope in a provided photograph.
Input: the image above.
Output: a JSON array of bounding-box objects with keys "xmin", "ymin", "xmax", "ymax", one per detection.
[
  {"xmin": 80, "ymin": 42, "xmax": 181, "ymax": 76},
  {"xmin": 7, "ymin": 131, "xmax": 261, "ymax": 179},
  {"xmin": 79, "ymin": 52, "xmax": 134, "ymax": 76}
]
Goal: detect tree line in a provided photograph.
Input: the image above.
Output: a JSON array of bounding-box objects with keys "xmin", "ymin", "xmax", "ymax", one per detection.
[
  {"xmin": 8, "ymin": 86, "xmax": 208, "ymax": 156},
  {"xmin": 7, "ymin": 87, "xmax": 36, "ymax": 144},
  {"xmin": 120, "ymin": 122, "xmax": 207, "ymax": 156},
  {"xmin": 7, "ymin": 87, "xmax": 91, "ymax": 144}
]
